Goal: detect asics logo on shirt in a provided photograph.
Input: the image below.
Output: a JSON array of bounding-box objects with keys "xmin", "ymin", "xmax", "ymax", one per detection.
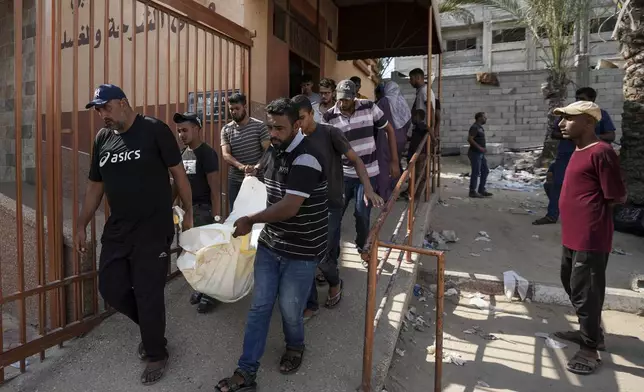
[{"xmin": 99, "ymin": 150, "xmax": 142, "ymax": 167}]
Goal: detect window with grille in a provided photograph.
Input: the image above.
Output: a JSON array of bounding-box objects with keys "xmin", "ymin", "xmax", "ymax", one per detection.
[
  {"xmin": 445, "ymin": 37, "xmax": 477, "ymax": 52},
  {"xmin": 492, "ymin": 28, "xmax": 526, "ymax": 43}
]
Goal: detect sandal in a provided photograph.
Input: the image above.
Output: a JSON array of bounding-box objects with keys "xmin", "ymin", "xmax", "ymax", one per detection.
[
  {"xmin": 137, "ymin": 338, "xmax": 168, "ymax": 360},
  {"xmin": 566, "ymin": 351, "xmax": 602, "ymax": 375},
  {"xmin": 532, "ymin": 216, "xmax": 557, "ymax": 225},
  {"xmin": 140, "ymin": 353, "xmax": 169, "ymax": 385},
  {"xmin": 316, "ymin": 270, "xmax": 327, "ymax": 286},
  {"xmin": 215, "ymin": 369, "xmax": 257, "ymax": 392},
  {"xmin": 279, "ymin": 347, "xmax": 305, "ymax": 375},
  {"xmin": 554, "ymin": 330, "xmax": 606, "ymax": 351},
  {"xmin": 325, "ymin": 280, "xmax": 344, "ymax": 309}
]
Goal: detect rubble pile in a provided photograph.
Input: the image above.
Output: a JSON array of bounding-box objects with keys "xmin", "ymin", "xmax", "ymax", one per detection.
[{"xmin": 485, "ymin": 150, "xmax": 548, "ymax": 192}]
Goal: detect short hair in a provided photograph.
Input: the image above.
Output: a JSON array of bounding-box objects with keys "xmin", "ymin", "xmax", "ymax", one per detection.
[
  {"xmin": 350, "ymin": 76, "xmax": 361, "ymax": 85},
  {"xmin": 228, "ymin": 93, "xmax": 246, "ymax": 106},
  {"xmin": 575, "ymin": 87, "xmax": 597, "ymax": 101},
  {"xmin": 265, "ymin": 98, "xmax": 299, "ymax": 125},
  {"xmin": 475, "ymin": 112, "xmax": 486, "ymax": 121},
  {"xmin": 319, "ymin": 78, "xmax": 336, "ymax": 90},
  {"xmin": 292, "ymin": 94, "xmax": 313, "ymax": 113},
  {"xmin": 301, "ymin": 74, "xmax": 314, "ymax": 84},
  {"xmin": 409, "ymin": 68, "xmax": 425, "ymax": 78}
]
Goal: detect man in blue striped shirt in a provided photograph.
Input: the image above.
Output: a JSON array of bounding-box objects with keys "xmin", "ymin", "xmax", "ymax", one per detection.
[{"xmin": 216, "ymin": 98, "xmax": 328, "ymax": 392}]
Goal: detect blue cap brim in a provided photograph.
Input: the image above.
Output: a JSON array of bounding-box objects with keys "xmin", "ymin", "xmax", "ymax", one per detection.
[{"xmin": 85, "ymin": 99, "xmax": 108, "ymax": 109}]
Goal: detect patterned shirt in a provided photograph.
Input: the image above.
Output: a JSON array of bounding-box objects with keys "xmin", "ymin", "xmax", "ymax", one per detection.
[
  {"xmin": 220, "ymin": 117, "xmax": 269, "ymax": 183},
  {"xmin": 258, "ymin": 131, "xmax": 328, "ymax": 260},
  {"xmin": 322, "ymin": 99, "xmax": 388, "ymax": 178}
]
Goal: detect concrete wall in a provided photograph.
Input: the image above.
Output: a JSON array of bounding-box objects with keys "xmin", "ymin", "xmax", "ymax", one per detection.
[
  {"xmin": 391, "ymin": 68, "xmax": 625, "ymax": 152},
  {"xmin": 0, "ymin": 0, "xmax": 37, "ymax": 183}
]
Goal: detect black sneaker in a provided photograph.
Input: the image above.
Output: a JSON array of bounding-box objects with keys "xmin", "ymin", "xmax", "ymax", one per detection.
[
  {"xmin": 469, "ymin": 191, "xmax": 483, "ymax": 198},
  {"xmin": 189, "ymin": 292, "xmax": 203, "ymax": 305},
  {"xmin": 479, "ymin": 190, "xmax": 493, "ymax": 197},
  {"xmin": 197, "ymin": 295, "xmax": 217, "ymax": 313}
]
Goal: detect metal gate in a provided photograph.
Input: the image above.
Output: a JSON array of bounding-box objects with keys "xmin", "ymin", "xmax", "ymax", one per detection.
[{"xmin": 0, "ymin": 0, "xmax": 251, "ymax": 382}]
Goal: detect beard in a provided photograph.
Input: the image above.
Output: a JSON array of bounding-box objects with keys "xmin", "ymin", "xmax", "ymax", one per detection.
[{"xmin": 232, "ymin": 110, "xmax": 247, "ymax": 123}]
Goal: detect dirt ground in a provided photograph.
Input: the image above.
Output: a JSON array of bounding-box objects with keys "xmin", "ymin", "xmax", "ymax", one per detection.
[
  {"xmin": 427, "ymin": 156, "xmax": 644, "ymax": 290},
  {"xmin": 385, "ymin": 280, "xmax": 644, "ymax": 392}
]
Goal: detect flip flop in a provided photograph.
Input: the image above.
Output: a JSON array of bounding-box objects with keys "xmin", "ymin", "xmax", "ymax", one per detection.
[
  {"xmin": 141, "ymin": 354, "xmax": 169, "ymax": 385},
  {"xmin": 325, "ymin": 280, "xmax": 344, "ymax": 309},
  {"xmin": 566, "ymin": 351, "xmax": 602, "ymax": 375}
]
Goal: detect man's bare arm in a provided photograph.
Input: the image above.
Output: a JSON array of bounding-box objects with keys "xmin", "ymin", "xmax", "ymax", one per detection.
[
  {"xmin": 221, "ymin": 144, "xmax": 246, "ymax": 171},
  {"xmin": 206, "ymin": 171, "xmax": 219, "ymax": 217},
  {"xmin": 346, "ymin": 149, "xmax": 374, "ymax": 192},
  {"xmin": 249, "ymin": 194, "xmax": 304, "ymax": 224},
  {"xmin": 78, "ymin": 180, "xmax": 105, "ymax": 229},
  {"xmin": 261, "ymin": 139, "xmax": 271, "ymax": 150},
  {"xmin": 168, "ymin": 163, "xmax": 193, "ymax": 228}
]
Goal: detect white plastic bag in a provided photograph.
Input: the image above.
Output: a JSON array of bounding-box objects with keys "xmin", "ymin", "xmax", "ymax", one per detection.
[{"xmin": 177, "ymin": 176, "xmax": 267, "ymax": 302}]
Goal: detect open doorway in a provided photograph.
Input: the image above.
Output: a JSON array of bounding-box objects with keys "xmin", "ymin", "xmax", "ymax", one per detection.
[{"xmin": 289, "ymin": 51, "xmax": 320, "ymax": 98}]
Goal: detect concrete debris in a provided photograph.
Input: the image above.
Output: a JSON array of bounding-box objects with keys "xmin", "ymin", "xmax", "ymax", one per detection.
[
  {"xmin": 481, "ymin": 151, "xmax": 547, "ymax": 192},
  {"xmin": 425, "ymin": 230, "xmax": 459, "ymax": 251},
  {"xmin": 426, "ymin": 345, "xmax": 436, "ymax": 355},
  {"xmin": 542, "ymin": 319, "xmax": 548, "ymax": 324},
  {"xmin": 483, "ymin": 248, "xmax": 493, "ymax": 252},
  {"xmin": 464, "ymin": 292, "xmax": 485, "ymax": 299},
  {"xmin": 470, "ymin": 253, "xmax": 481, "ymax": 257},
  {"xmin": 612, "ymin": 247, "xmax": 632, "ymax": 256},
  {"xmin": 477, "ymin": 381, "xmax": 490, "ymax": 388},
  {"xmin": 532, "ymin": 234, "xmax": 540, "ymax": 239},
  {"xmin": 470, "ymin": 296, "xmax": 494, "ymax": 311},
  {"xmin": 475, "ymin": 231, "xmax": 491, "ymax": 242},
  {"xmin": 395, "ymin": 348, "xmax": 406, "ymax": 357},
  {"xmin": 503, "ymin": 270, "xmax": 530, "ymax": 301},
  {"xmin": 482, "ymin": 334, "xmax": 498, "ymax": 341},
  {"xmin": 443, "ymin": 352, "xmax": 466, "ymax": 366},
  {"xmin": 445, "ymin": 288, "xmax": 459, "ymax": 297},
  {"xmin": 419, "ymin": 296, "xmax": 427, "ymax": 302},
  {"xmin": 438, "ymin": 199, "xmax": 449, "ymax": 207}
]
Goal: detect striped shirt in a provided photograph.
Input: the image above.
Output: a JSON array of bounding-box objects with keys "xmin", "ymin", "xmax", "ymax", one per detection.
[
  {"xmin": 322, "ymin": 99, "xmax": 388, "ymax": 178},
  {"xmin": 258, "ymin": 131, "xmax": 328, "ymax": 260},
  {"xmin": 220, "ymin": 117, "xmax": 269, "ymax": 182}
]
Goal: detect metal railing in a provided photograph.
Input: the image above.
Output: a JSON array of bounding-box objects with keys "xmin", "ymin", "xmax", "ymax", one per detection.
[{"xmin": 0, "ymin": 0, "xmax": 250, "ymax": 382}]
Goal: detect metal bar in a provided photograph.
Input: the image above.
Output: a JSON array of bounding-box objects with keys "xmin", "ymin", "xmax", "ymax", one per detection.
[
  {"xmin": 0, "ymin": 272, "xmax": 99, "ymax": 306},
  {"xmin": 360, "ymin": 240, "xmax": 379, "ymax": 392},
  {"xmin": 437, "ymin": 53, "xmax": 443, "ymax": 190},
  {"xmin": 131, "ymin": 0, "xmax": 137, "ymax": 110},
  {"xmin": 102, "ymin": 0, "xmax": 111, "ymax": 224},
  {"xmin": 0, "ymin": 314, "xmax": 110, "ymax": 369},
  {"xmin": 406, "ymin": 162, "xmax": 415, "ymax": 263},
  {"xmin": 175, "ymin": 17, "xmax": 180, "ymax": 115},
  {"xmin": 55, "ymin": 0, "xmax": 65, "ymax": 334},
  {"xmin": 194, "ymin": 28, "xmax": 199, "ymax": 117},
  {"xmin": 13, "ymin": 0, "xmax": 26, "ymax": 373},
  {"xmin": 426, "ymin": 5, "xmax": 434, "ymax": 198},
  {"xmin": 223, "ymin": 40, "xmax": 230, "ymax": 217},
  {"xmin": 72, "ymin": 0, "xmax": 82, "ymax": 323},
  {"xmin": 166, "ymin": 11, "xmax": 171, "ymax": 125},
  {"xmin": 156, "ymin": 8, "xmax": 161, "ymax": 118},
  {"xmin": 434, "ymin": 253, "xmax": 445, "ymax": 392},
  {"xmin": 217, "ymin": 37, "xmax": 225, "ymax": 214},
  {"xmin": 185, "ymin": 25, "xmax": 189, "ymax": 113},
  {"xmin": 376, "ymin": 241, "xmax": 444, "ymax": 257},
  {"xmin": 144, "ymin": 3, "xmax": 149, "ymax": 114},
  {"xmin": 202, "ymin": 31, "xmax": 207, "ymax": 143},
  {"xmin": 46, "ymin": 0, "xmax": 59, "ymax": 331},
  {"xmin": 232, "ymin": 44, "xmax": 237, "ymax": 102},
  {"xmin": 35, "ymin": 0, "xmax": 46, "ymax": 361},
  {"xmin": 120, "ymin": 0, "xmax": 124, "ymax": 87},
  {"xmin": 209, "ymin": 33, "xmax": 215, "ymax": 149},
  {"xmin": 89, "ymin": 0, "xmax": 99, "ymax": 317}
]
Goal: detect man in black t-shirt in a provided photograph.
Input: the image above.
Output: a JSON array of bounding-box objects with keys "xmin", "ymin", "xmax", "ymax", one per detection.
[
  {"xmin": 215, "ymin": 98, "xmax": 327, "ymax": 392},
  {"xmin": 173, "ymin": 112, "xmax": 220, "ymax": 314},
  {"xmin": 467, "ymin": 112, "xmax": 492, "ymax": 198},
  {"xmin": 75, "ymin": 84, "xmax": 193, "ymax": 386}
]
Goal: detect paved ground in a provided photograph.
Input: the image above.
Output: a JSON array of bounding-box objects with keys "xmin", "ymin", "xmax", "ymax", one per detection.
[
  {"xmin": 427, "ymin": 157, "xmax": 644, "ymax": 291},
  {"xmin": 386, "ymin": 279, "xmax": 644, "ymax": 392},
  {"xmin": 1, "ymin": 201, "xmax": 410, "ymax": 392}
]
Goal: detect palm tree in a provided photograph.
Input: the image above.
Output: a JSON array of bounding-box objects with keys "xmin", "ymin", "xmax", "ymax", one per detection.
[
  {"xmin": 614, "ymin": 0, "xmax": 644, "ymax": 205},
  {"xmin": 479, "ymin": 0, "xmax": 592, "ymax": 164}
]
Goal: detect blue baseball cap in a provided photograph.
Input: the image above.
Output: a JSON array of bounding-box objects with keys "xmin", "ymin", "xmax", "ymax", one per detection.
[{"xmin": 85, "ymin": 84, "xmax": 127, "ymax": 109}]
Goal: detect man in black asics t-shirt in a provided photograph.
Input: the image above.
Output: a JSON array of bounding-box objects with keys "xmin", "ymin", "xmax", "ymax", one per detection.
[
  {"xmin": 173, "ymin": 112, "xmax": 221, "ymax": 313},
  {"xmin": 74, "ymin": 84, "xmax": 193, "ymax": 386}
]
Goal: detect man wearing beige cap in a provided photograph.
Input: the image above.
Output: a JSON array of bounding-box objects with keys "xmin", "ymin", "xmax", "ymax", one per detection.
[{"xmin": 550, "ymin": 100, "xmax": 626, "ymax": 375}]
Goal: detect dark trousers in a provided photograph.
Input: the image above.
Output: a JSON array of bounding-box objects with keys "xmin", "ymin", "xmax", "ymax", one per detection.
[
  {"xmin": 307, "ymin": 207, "xmax": 343, "ymax": 311},
  {"xmin": 468, "ymin": 151, "xmax": 489, "ymax": 193},
  {"xmin": 228, "ymin": 179, "xmax": 243, "ymax": 212},
  {"xmin": 546, "ymin": 182, "xmax": 562, "ymax": 219},
  {"xmin": 98, "ymin": 235, "xmax": 171, "ymax": 361},
  {"xmin": 193, "ymin": 204, "xmax": 217, "ymax": 302},
  {"xmin": 560, "ymin": 246, "xmax": 609, "ymax": 350}
]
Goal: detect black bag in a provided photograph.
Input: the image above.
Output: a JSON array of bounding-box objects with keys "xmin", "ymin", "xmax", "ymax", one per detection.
[{"xmin": 613, "ymin": 205, "xmax": 644, "ymax": 237}]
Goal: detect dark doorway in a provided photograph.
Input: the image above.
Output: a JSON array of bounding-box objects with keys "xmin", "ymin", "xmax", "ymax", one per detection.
[{"xmin": 289, "ymin": 51, "xmax": 320, "ymax": 99}]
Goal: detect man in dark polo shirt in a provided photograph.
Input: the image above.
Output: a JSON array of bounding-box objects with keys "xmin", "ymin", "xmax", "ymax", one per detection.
[
  {"xmin": 75, "ymin": 84, "xmax": 193, "ymax": 385},
  {"xmin": 220, "ymin": 93, "xmax": 270, "ymax": 212},
  {"xmin": 467, "ymin": 112, "xmax": 492, "ymax": 198},
  {"xmin": 550, "ymin": 101, "xmax": 625, "ymax": 375},
  {"xmin": 292, "ymin": 94, "xmax": 384, "ymax": 321},
  {"xmin": 173, "ymin": 112, "xmax": 220, "ymax": 314},
  {"xmin": 215, "ymin": 98, "xmax": 327, "ymax": 392},
  {"xmin": 323, "ymin": 80, "xmax": 400, "ymax": 255}
]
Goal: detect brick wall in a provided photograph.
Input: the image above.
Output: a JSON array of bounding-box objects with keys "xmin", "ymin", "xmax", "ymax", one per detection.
[
  {"xmin": 392, "ymin": 68, "xmax": 625, "ymax": 153},
  {"xmin": 0, "ymin": 0, "xmax": 37, "ymax": 183}
]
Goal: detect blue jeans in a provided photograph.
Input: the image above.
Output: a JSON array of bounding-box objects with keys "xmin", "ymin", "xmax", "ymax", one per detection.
[
  {"xmin": 307, "ymin": 207, "xmax": 343, "ymax": 311},
  {"xmin": 342, "ymin": 177, "xmax": 377, "ymax": 250},
  {"xmin": 228, "ymin": 179, "xmax": 242, "ymax": 212},
  {"xmin": 468, "ymin": 151, "xmax": 489, "ymax": 193},
  {"xmin": 237, "ymin": 245, "xmax": 318, "ymax": 375}
]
